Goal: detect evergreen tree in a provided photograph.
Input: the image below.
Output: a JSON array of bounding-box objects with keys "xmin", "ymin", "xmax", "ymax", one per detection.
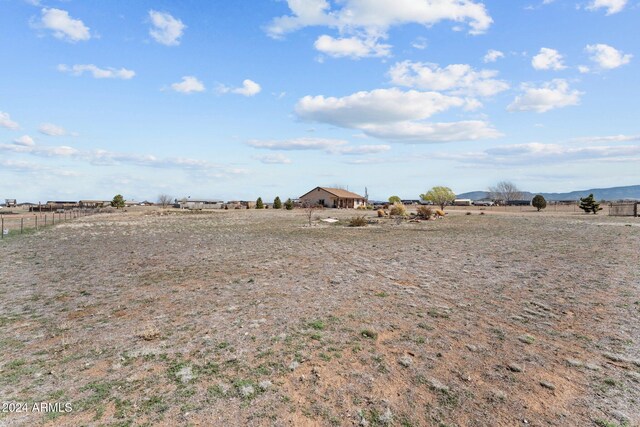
[
  {"xmin": 273, "ymin": 196, "xmax": 282, "ymax": 209},
  {"xmin": 284, "ymin": 198, "xmax": 294, "ymax": 210},
  {"xmin": 579, "ymin": 193, "xmax": 601, "ymax": 214},
  {"xmin": 532, "ymin": 194, "xmax": 547, "ymax": 212},
  {"xmin": 255, "ymin": 197, "xmax": 264, "ymax": 209},
  {"xmin": 111, "ymin": 194, "xmax": 125, "ymax": 209}
]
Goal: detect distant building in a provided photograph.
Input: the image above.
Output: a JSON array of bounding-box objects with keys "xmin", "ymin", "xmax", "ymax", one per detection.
[
  {"xmin": 299, "ymin": 187, "xmax": 366, "ymax": 209},
  {"xmin": 453, "ymin": 199, "xmax": 473, "ymax": 206},
  {"xmin": 175, "ymin": 199, "xmax": 224, "ymax": 210},
  {"xmin": 79, "ymin": 200, "xmax": 106, "ymax": 208},
  {"xmin": 5, "ymin": 199, "xmax": 16, "ymax": 207}
]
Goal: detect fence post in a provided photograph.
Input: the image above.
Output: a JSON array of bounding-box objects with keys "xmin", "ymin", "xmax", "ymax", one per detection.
[
  {"xmin": 45, "ymin": 214, "xmax": 47, "ymax": 227},
  {"xmin": 35, "ymin": 216, "xmax": 38, "ymax": 230}
]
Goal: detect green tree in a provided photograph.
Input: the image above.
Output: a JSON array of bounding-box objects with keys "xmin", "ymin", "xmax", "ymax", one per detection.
[
  {"xmin": 284, "ymin": 198, "xmax": 294, "ymax": 210},
  {"xmin": 111, "ymin": 194, "xmax": 125, "ymax": 209},
  {"xmin": 532, "ymin": 195, "xmax": 547, "ymax": 212},
  {"xmin": 255, "ymin": 197, "xmax": 264, "ymax": 209},
  {"xmin": 420, "ymin": 186, "xmax": 456, "ymax": 210},
  {"xmin": 579, "ymin": 193, "xmax": 601, "ymax": 214},
  {"xmin": 388, "ymin": 195, "xmax": 401, "ymax": 204},
  {"xmin": 273, "ymin": 196, "xmax": 282, "ymax": 209}
]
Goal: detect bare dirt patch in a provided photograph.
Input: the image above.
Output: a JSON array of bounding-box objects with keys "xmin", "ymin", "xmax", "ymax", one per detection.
[{"xmin": 1, "ymin": 209, "xmax": 638, "ymax": 426}]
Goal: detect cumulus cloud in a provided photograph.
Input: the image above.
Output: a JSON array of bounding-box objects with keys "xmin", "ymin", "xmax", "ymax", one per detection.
[
  {"xmin": 170, "ymin": 76, "xmax": 205, "ymax": 94},
  {"xmin": 314, "ymin": 34, "xmax": 391, "ymax": 58},
  {"xmin": 586, "ymin": 0, "xmax": 627, "ymax": 15},
  {"xmin": 569, "ymin": 134, "xmax": 640, "ymax": 144},
  {"xmin": 253, "ymin": 153, "xmax": 292, "ymax": 164},
  {"xmin": 388, "ymin": 61, "xmax": 509, "ymax": 97},
  {"xmin": 218, "ymin": 79, "xmax": 262, "ymax": 97},
  {"xmin": 483, "ymin": 49, "xmax": 504, "ymax": 63},
  {"xmin": 13, "ymin": 135, "xmax": 35, "ymax": 146},
  {"xmin": 266, "ymin": 0, "xmax": 492, "ymax": 58},
  {"xmin": 531, "ymin": 48, "xmax": 566, "ymax": 70},
  {"xmin": 266, "ymin": 0, "xmax": 493, "ymax": 38},
  {"xmin": 0, "ymin": 112, "xmax": 19, "ymax": 130},
  {"xmin": 296, "ymin": 88, "xmax": 468, "ymax": 128},
  {"xmin": 332, "ymin": 144, "xmax": 391, "ymax": 155},
  {"xmin": 295, "ymin": 88, "xmax": 501, "ymax": 143},
  {"xmin": 57, "ymin": 64, "xmax": 135, "ymax": 79},
  {"xmin": 38, "ymin": 123, "xmax": 67, "ymax": 136},
  {"xmin": 149, "ymin": 10, "xmax": 186, "ymax": 46},
  {"xmin": 36, "ymin": 8, "xmax": 91, "ymax": 42},
  {"xmin": 507, "ymin": 79, "xmax": 582, "ymax": 113},
  {"xmin": 585, "ymin": 44, "xmax": 632, "ymax": 70}
]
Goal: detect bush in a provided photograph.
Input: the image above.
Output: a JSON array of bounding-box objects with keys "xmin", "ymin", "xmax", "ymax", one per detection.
[
  {"xmin": 349, "ymin": 216, "xmax": 368, "ymax": 227},
  {"xmin": 389, "ymin": 202, "xmax": 407, "ymax": 217},
  {"xmin": 255, "ymin": 197, "xmax": 264, "ymax": 209},
  {"xmin": 377, "ymin": 209, "xmax": 386, "ymax": 218},
  {"xmin": 284, "ymin": 198, "xmax": 294, "ymax": 210},
  {"xmin": 416, "ymin": 205, "xmax": 433, "ymax": 219},
  {"xmin": 434, "ymin": 209, "xmax": 445, "ymax": 217},
  {"xmin": 388, "ymin": 195, "xmax": 401, "ymax": 204}
]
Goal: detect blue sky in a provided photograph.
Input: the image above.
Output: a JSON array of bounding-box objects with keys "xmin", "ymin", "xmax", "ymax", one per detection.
[{"xmin": 1, "ymin": 0, "xmax": 638, "ymax": 202}]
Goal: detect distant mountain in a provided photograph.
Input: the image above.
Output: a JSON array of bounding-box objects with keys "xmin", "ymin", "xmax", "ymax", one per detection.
[{"xmin": 457, "ymin": 185, "xmax": 640, "ymax": 201}]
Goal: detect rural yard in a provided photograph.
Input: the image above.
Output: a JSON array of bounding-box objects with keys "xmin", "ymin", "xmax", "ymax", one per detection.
[{"xmin": 1, "ymin": 208, "xmax": 639, "ymax": 427}]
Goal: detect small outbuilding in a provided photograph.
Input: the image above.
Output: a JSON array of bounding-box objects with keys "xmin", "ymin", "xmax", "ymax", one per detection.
[{"xmin": 299, "ymin": 187, "xmax": 366, "ymax": 209}]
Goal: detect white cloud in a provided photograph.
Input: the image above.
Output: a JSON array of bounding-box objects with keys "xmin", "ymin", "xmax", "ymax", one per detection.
[
  {"xmin": 569, "ymin": 134, "xmax": 640, "ymax": 144},
  {"xmin": 37, "ymin": 8, "xmax": 91, "ymax": 42},
  {"xmin": 13, "ymin": 135, "xmax": 35, "ymax": 146},
  {"xmin": 0, "ymin": 112, "xmax": 19, "ymax": 130},
  {"xmin": 585, "ymin": 44, "xmax": 632, "ymax": 69},
  {"xmin": 253, "ymin": 153, "xmax": 292, "ymax": 164},
  {"xmin": 332, "ymin": 144, "xmax": 391, "ymax": 155},
  {"xmin": 170, "ymin": 76, "xmax": 205, "ymax": 94},
  {"xmin": 247, "ymin": 137, "xmax": 348, "ymax": 151},
  {"xmin": 0, "ymin": 141, "xmax": 243, "ymax": 174},
  {"xmin": 578, "ymin": 65, "xmax": 590, "ymax": 73},
  {"xmin": 531, "ymin": 47, "xmax": 566, "ymax": 70},
  {"xmin": 266, "ymin": 0, "xmax": 493, "ymax": 38},
  {"xmin": 483, "ymin": 49, "xmax": 504, "ymax": 63},
  {"xmin": 218, "ymin": 79, "xmax": 262, "ymax": 97},
  {"xmin": 388, "ymin": 61, "xmax": 509, "ymax": 97},
  {"xmin": 507, "ymin": 79, "xmax": 582, "ymax": 113},
  {"xmin": 359, "ymin": 120, "xmax": 502, "ymax": 142},
  {"xmin": 148, "ymin": 10, "xmax": 186, "ymax": 46},
  {"xmin": 412, "ymin": 37, "xmax": 428, "ymax": 50},
  {"xmin": 38, "ymin": 123, "xmax": 67, "ymax": 136},
  {"xmin": 295, "ymin": 88, "xmax": 500, "ymax": 143},
  {"xmin": 296, "ymin": 88, "xmax": 467, "ymax": 127},
  {"xmin": 586, "ymin": 0, "xmax": 627, "ymax": 15},
  {"xmin": 314, "ymin": 34, "xmax": 391, "ymax": 58},
  {"xmin": 57, "ymin": 64, "xmax": 135, "ymax": 79},
  {"xmin": 266, "ymin": 0, "xmax": 492, "ymax": 58}
]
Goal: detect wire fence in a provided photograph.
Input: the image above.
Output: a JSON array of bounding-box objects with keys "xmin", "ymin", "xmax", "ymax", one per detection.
[{"xmin": 0, "ymin": 209, "xmax": 98, "ymax": 240}]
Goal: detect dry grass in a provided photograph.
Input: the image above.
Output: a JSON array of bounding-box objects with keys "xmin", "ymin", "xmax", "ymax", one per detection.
[{"xmin": 1, "ymin": 208, "xmax": 639, "ymax": 426}]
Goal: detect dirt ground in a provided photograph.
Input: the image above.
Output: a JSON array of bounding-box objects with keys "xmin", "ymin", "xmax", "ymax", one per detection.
[{"xmin": 1, "ymin": 208, "xmax": 639, "ymax": 426}]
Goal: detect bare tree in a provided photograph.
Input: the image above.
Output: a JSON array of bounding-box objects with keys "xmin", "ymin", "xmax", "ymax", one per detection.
[
  {"xmin": 488, "ymin": 181, "xmax": 523, "ymax": 204},
  {"xmin": 157, "ymin": 194, "xmax": 173, "ymax": 208},
  {"xmin": 302, "ymin": 200, "xmax": 320, "ymax": 226}
]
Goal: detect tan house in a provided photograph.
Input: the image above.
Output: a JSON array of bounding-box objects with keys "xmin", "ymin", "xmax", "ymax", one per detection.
[{"xmin": 299, "ymin": 187, "xmax": 367, "ymax": 209}]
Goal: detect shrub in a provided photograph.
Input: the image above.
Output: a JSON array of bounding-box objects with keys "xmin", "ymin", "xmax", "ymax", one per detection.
[
  {"xmin": 532, "ymin": 194, "xmax": 546, "ymax": 211},
  {"xmin": 284, "ymin": 198, "xmax": 294, "ymax": 210},
  {"xmin": 273, "ymin": 196, "xmax": 282, "ymax": 209},
  {"xmin": 377, "ymin": 209, "xmax": 386, "ymax": 218},
  {"xmin": 349, "ymin": 215, "xmax": 368, "ymax": 227},
  {"xmin": 434, "ymin": 209, "xmax": 445, "ymax": 217},
  {"xmin": 579, "ymin": 193, "xmax": 601, "ymax": 214},
  {"xmin": 416, "ymin": 205, "xmax": 433, "ymax": 219},
  {"xmin": 389, "ymin": 202, "xmax": 407, "ymax": 217},
  {"xmin": 419, "ymin": 187, "xmax": 455, "ymax": 210},
  {"xmin": 255, "ymin": 197, "xmax": 264, "ymax": 209},
  {"xmin": 111, "ymin": 194, "xmax": 125, "ymax": 209},
  {"xmin": 356, "ymin": 205, "xmax": 368, "ymax": 210}
]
